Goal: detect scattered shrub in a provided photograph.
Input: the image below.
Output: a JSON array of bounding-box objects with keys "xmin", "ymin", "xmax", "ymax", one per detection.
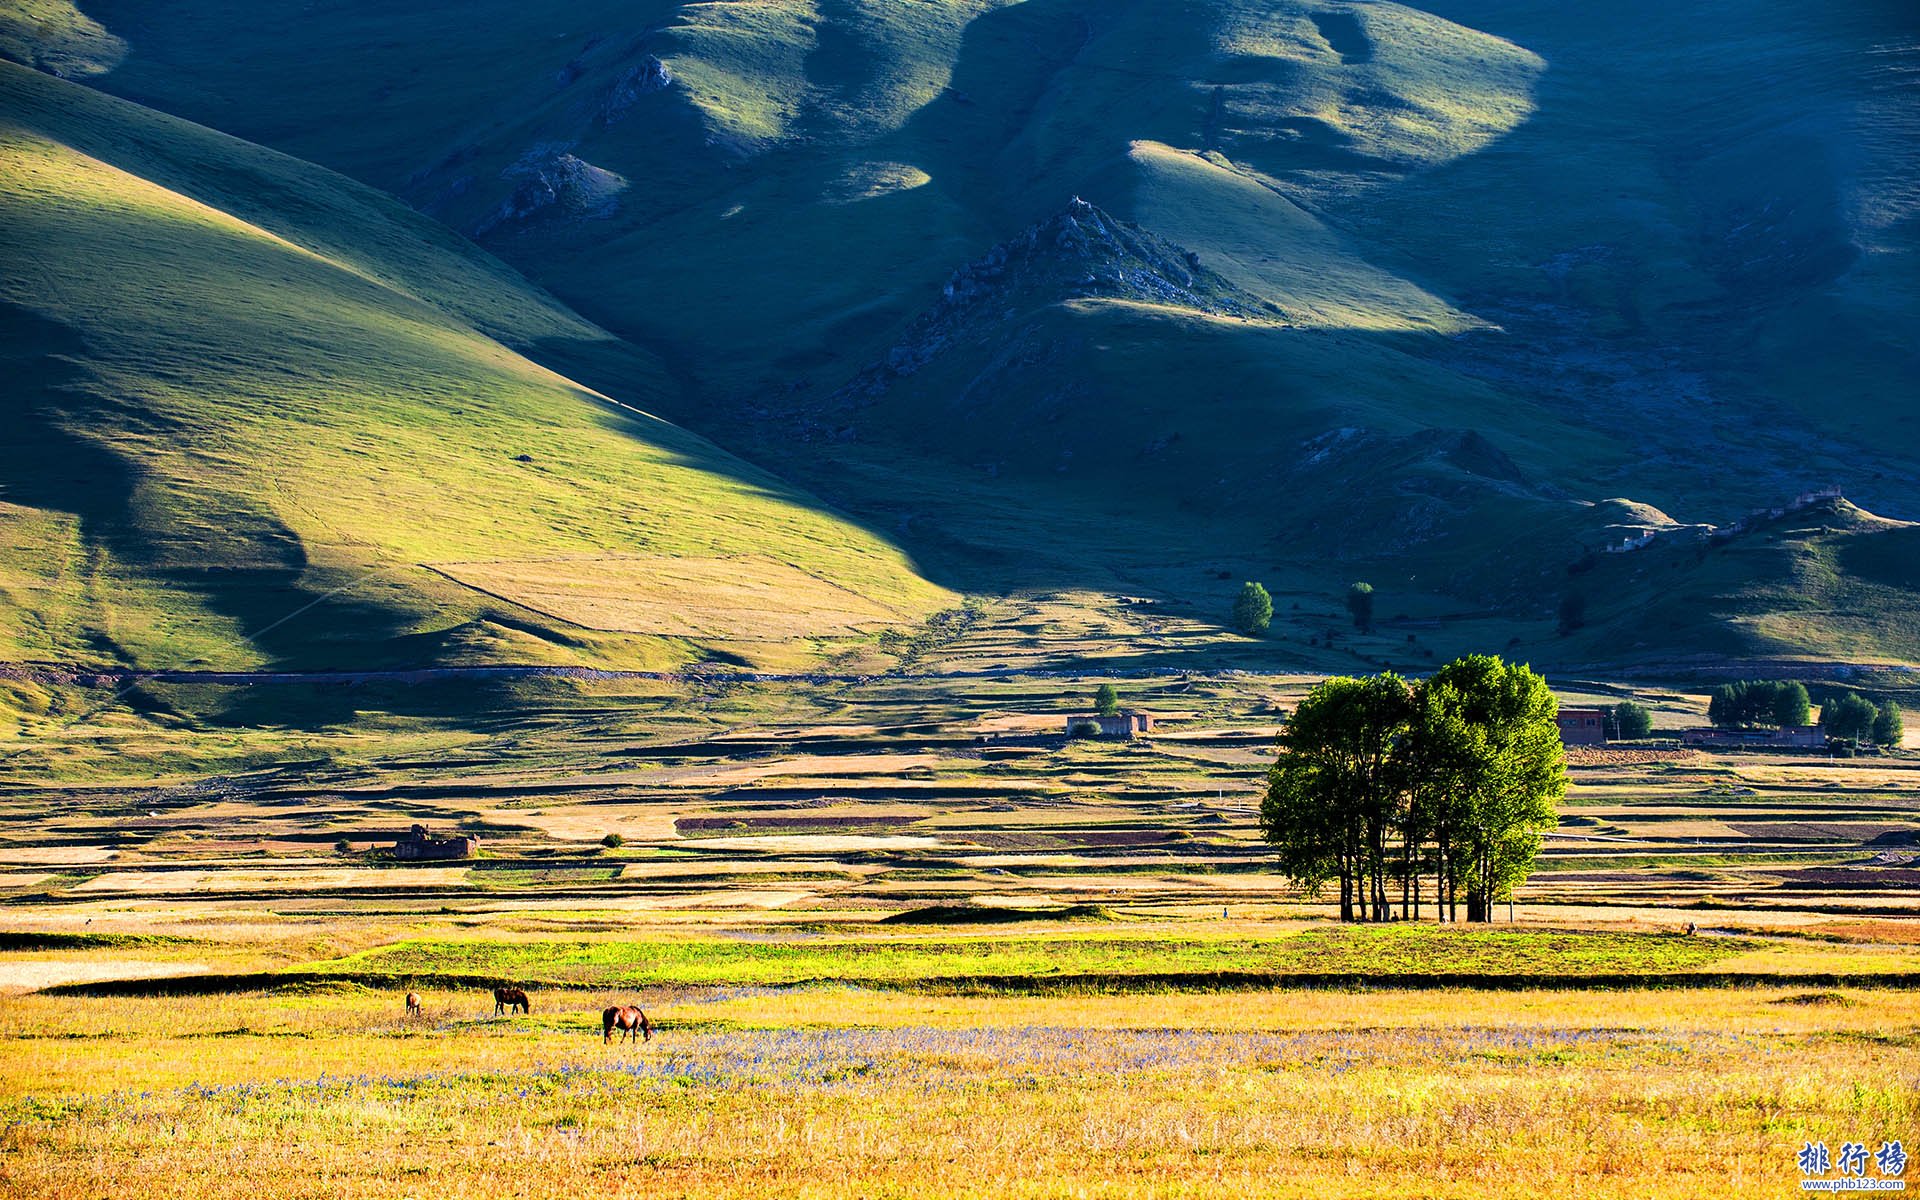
[{"xmin": 1346, "ymin": 582, "xmax": 1374, "ymax": 631}]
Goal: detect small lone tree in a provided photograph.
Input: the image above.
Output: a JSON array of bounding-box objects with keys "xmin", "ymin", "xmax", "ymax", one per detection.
[
  {"xmin": 1610, "ymin": 700, "xmax": 1654, "ymax": 740},
  {"xmin": 1094, "ymin": 683, "xmax": 1120, "ymax": 717},
  {"xmin": 1233, "ymin": 581, "xmax": 1273, "ymax": 635},
  {"xmin": 602, "ymin": 833, "xmax": 625, "ymax": 849},
  {"xmin": 1346, "ymin": 582, "xmax": 1374, "ymax": 632},
  {"xmin": 1873, "ymin": 701, "xmax": 1905, "ymax": 747}
]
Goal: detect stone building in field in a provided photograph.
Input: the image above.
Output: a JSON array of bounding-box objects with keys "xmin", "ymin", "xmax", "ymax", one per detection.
[
  {"xmin": 392, "ymin": 824, "xmax": 477, "ymax": 861},
  {"xmin": 1065, "ymin": 711, "xmax": 1156, "ymax": 739}
]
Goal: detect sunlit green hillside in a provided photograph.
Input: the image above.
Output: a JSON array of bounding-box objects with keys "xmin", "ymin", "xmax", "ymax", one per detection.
[{"xmin": 0, "ymin": 62, "xmax": 951, "ymax": 677}]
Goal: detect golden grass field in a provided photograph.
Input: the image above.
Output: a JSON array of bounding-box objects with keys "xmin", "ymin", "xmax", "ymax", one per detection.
[{"xmin": 2, "ymin": 982, "xmax": 1915, "ymax": 1198}]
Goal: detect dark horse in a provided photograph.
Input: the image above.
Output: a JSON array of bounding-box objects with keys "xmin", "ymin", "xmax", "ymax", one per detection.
[
  {"xmin": 494, "ymin": 986, "xmax": 530, "ymax": 1015},
  {"xmin": 602, "ymin": 1004, "xmax": 652, "ymax": 1044}
]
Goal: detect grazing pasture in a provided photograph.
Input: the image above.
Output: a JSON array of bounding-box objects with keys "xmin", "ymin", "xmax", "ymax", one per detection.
[{"xmin": 2, "ymin": 983, "xmax": 1916, "ymax": 1197}]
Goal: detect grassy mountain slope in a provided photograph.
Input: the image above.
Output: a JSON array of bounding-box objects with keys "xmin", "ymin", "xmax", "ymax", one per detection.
[
  {"xmin": 71, "ymin": 0, "xmax": 1540, "ymax": 387},
  {"xmin": 15, "ymin": 0, "xmax": 1920, "ymax": 668},
  {"xmin": 1554, "ymin": 500, "xmax": 1920, "ymax": 670},
  {"xmin": 0, "ymin": 61, "xmax": 951, "ymax": 675},
  {"xmin": 0, "ymin": 0, "xmax": 122, "ymax": 79}
]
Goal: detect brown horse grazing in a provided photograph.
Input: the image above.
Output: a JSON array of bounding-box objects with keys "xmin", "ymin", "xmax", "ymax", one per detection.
[
  {"xmin": 405, "ymin": 991, "xmax": 422, "ymax": 1017},
  {"xmin": 494, "ymin": 986, "xmax": 530, "ymax": 1015},
  {"xmin": 602, "ymin": 1005, "xmax": 652, "ymax": 1044}
]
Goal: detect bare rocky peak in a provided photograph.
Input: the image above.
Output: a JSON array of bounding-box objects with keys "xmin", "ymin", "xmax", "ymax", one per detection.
[
  {"xmin": 601, "ymin": 55, "xmax": 673, "ymax": 126},
  {"xmin": 838, "ymin": 198, "xmax": 1264, "ymax": 402},
  {"xmin": 473, "ymin": 144, "xmax": 625, "ymax": 237}
]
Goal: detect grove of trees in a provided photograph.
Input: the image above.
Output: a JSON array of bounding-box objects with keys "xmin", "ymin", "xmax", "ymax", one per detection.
[
  {"xmin": 1261, "ymin": 656, "xmax": 1567, "ymax": 923},
  {"xmin": 1707, "ymin": 680, "xmax": 1811, "ymax": 728},
  {"xmin": 1709, "ymin": 681, "xmax": 1905, "ymax": 746},
  {"xmin": 1822, "ymin": 692, "xmax": 1905, "ymax": 746},
  {"xmin": 1823, "ymin": 692, "xmax": 1879, "ymax": 739}
]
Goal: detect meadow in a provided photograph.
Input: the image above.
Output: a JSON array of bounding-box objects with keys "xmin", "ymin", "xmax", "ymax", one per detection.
[{"xmin": 3, "ymin": 982, "xmax": 1916, "ymax": 1197}]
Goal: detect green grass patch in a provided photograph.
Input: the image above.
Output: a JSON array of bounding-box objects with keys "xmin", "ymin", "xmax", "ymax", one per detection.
[{"xmin": 309, "ymin": 926, "xmax": 1750, "ymax": 987}]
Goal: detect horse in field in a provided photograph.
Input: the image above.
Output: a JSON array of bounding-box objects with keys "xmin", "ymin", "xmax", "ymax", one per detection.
[
  {"xmin": 603, "ymin": 1004, "xmax": 652, "ymax": 1044},
  {"xmin": 494, "ymin": 986, "xmax": 531, "ymax": 1015},
  {"xmin": 405, "ymin": 991, "xmax": 422, "ymax": 1017}
]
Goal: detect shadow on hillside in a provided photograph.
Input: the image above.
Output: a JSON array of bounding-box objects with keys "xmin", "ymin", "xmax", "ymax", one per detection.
[{"xmin": 0, "ymin": 303, "xmax": 483, "ymax": 725}]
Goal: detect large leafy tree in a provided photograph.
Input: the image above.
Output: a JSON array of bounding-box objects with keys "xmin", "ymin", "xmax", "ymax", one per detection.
[
  {"xmin": 1417, "ymin": 656, "xmax": 1566, "ymax": 921},
  {"xmin": 1397, "ymin": 678, "xmax": 1478, "ymax": 920},
  {"xmin": 1261, "ymin": 673, "xmax": 1411, "ymax": 921}
]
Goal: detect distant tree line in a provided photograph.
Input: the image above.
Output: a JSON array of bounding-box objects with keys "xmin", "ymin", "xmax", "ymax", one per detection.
[
  {"xmin": 1709, "ymin": 679, "xmax": 1905, "ymax": 746},
  {"xmin": 1261, "ymin": 655, "xmax": 1566, "ymax": 923}
]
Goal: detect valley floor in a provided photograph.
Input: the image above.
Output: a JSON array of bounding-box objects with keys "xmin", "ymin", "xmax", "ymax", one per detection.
[{"xmin": 2, "ymin": 660, "xmax": 1916, "ymax": 1195}]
